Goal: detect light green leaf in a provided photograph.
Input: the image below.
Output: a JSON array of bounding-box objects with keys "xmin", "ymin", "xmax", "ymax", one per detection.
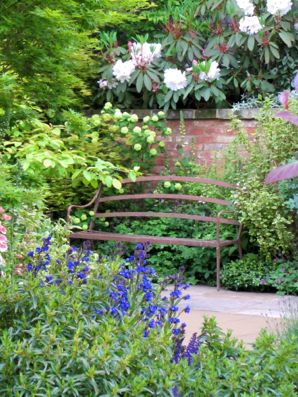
[
  {"xmin": 83, "ymin": 170, "xmax": 92, "ymax": 182},
  {"xmin": 112, "ymin": 178, "xmax": 122, "ymax": 190}
]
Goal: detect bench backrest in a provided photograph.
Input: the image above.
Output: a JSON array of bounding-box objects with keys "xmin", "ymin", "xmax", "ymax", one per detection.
[{"xmin": 83, "ymin": 176, "xmax": 240, "ymax": 233}]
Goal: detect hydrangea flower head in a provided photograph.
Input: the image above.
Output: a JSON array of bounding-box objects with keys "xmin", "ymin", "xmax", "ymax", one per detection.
[
  {"xmin": 239, "ymin": 16, "xmax": 262, "ymax": 34},
  {"xmin": 112, "ymin": 59, "xmax": 135, "ymax": 83},
  {"xmin": 235, "ymin": 0, "xmax": 255, "ymax": 16},
  {"xmin": 164, "ymin": 68, "xmax": 187, "ymax": 91},
  {"xmin": 266, "ymin": 0, "xmax": 292, "ymax": 16}
]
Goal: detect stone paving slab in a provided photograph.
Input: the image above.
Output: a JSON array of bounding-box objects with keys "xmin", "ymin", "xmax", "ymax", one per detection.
[
  {"xmin": 180, "ymin": 311, "xmax": 281, "ymax": 345},
  {"xmin": 176, "ymin": 286, "xmax": 298, "ymax": 345},
  {"xmin": 183, "ymin": 286, "xmax": 298, "ymax": 318}
]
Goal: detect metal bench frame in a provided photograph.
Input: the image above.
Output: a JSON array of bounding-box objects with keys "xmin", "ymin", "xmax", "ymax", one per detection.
[{"xmin": 67, "ymin": 176, "xmax": 243, "ymax": 290}]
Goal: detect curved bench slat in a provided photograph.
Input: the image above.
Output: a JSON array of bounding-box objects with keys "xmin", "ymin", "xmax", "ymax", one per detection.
[
  {"xmin": 122, "ymin": 175, "xmax": 238, "ymax": 189},
  {"xmin": 95, "ymin": 211, "xmax": 240, "ymax": 226},
  {"xmin": 100, "ymin": 193, "xmax": 230, "ymax": 206}
]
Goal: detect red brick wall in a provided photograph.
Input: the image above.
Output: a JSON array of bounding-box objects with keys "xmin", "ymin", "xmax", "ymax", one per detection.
[
  {"xmin": 155, "ymin": 116, "xmax": 257, "ymax": 173},
  {"xmin": 133, "ymin": 109, "xmax": 258, "ymax": 173}
]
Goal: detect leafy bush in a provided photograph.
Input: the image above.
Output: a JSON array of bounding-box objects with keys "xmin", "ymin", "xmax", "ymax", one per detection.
[
  {"xmin": 96, "ymin": 0, "xmax": 297, "ymax": 109},
  {"xmin": 266, "ymin": 258, "xmax": 298, "ymax": 295},
  {"xmin": 222, "ymin": 254, "xmax": 298, "ymax": 294},
  {"xmin": 224, "ymin": 98, "xmax": 298, "ymax": 257},
  {"xmin": 2, "ymin": 104, "xmax": 171, "ymax": 211},
  {"xmin": 221, "ymin": 253, "xmax": 274, "ymax": 291},
  {"xmin": 0, "ymin": 237, "xmax": 193, "ymax": 396},
  {"xmin": 0, "ymin": 0, "xmax": 152, "ymax": 116},
  {"xmin": 0, "ymin": 237, "xmax": 297, "ymax": 396}
]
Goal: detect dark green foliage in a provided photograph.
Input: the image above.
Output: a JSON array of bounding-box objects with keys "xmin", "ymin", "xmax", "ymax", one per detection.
[
  {"xmin": 222, "ymin": 254, "xmax": 298, "ymax": 295},
  {"xmin": 0, "ymin": 274, "xmax": 297, "ymax": 396},
  {"xmin": 221, "ymin": 253, "xmax": 275, "ymax": 291},
  {"xmin": 0, "ymin": 162, "xmax": 44, "ymax": 210},
  {"xmin": 96, "ymin": 0, "xmax": 297, "ymax": 109},
  {"xmin": 267, "ymin": 258, "xmax": 298, "ymax": 295},
  {"xmin": 225, "ymin": 99, "xmax": 298, "ymax": 257},
  {"xmin": 0, "ymin": 0, "xmax": 152, "ymax": 116}
]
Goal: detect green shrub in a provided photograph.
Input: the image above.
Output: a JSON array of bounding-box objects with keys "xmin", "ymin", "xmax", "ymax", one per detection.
[
  {"xmin": 224, "ymin": 98, "xmax": 298, "ymax": 257},
  {"xmin": 267, "ymin": 258, "xmax": 298, "ymax": 295},
  {"xmin": 221, "ymin": 253, "xmax": 275, "ymax": 291},
  {"xmin": 222, "ymin": 254, "xmax": 298, "ymax": 295},
  {"xmin": 182, "ymin": 318, "xmax": 298, "ymax": 397},
  {"xmin": 96, "ymin": 0, "xmax": 297, "ymax": 109},
  {"xmin": 0, "ymin": 239, "xmax": 192, "ymax": 396},
  {"xmin": 0, "ymin": 236, "xmax": 297, "ymax": 396},
  {"xmin": 0, "ymin": 0, "xmax": 152, "ymax": 115},
  {"xmin": 2, "ymin": 105, "xmax": 171, "ymax": 212}
]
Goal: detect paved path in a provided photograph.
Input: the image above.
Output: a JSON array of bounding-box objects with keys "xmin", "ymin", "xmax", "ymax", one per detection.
[{"xmin": 179, "ymin": 286, "xmax": 298, "ymax": 345}]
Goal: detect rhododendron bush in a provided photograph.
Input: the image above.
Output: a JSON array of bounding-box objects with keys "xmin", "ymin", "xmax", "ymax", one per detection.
[{"xmin": 96, "ymin": 0, "xmax": 297, "ymax": 109}]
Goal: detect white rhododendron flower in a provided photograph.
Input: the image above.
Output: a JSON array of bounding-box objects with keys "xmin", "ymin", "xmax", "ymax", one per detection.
[
  {"xmin": 199, "ymin": 61, "xmax": 220, "ymax": 82},
  {"xmin": 239, "ymin": 16, "xmax": 262, "ymax": 34},
  {"xmin": 235, "ymin": 0, "xmax": 255, "ymax": 15},
  {"xmin": 131, "ymin": 42, "xmax": 162, "ymax": 66},
  {"xmin": 164, "ymin": 68, "xmax": 187, "ymax": 91},
  {"xmin": 97, "ymin": 79, "xmax": 118, "ymax": 89},
  {"xmin": 266, "ymin": 0, "xmax": 292, "ymax": 16},
  {"xmin": 98, "ymin": 79, "xmax": 108, "ymax": 88},
  {"xmin": 112, "ymin": 60, "xmax": 135, "ymax": 83}
]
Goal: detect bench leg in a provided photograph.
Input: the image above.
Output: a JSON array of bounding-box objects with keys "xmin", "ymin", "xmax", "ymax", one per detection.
[
  {"xmin": 216, "ymin": 246, "xmax": 221, "ymax": 291},
  {"xmin": 238, "ymin": 241, "xmax": 243, "ymax": 259}
]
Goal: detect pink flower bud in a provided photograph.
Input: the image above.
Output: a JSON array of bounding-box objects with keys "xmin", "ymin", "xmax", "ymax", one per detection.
[
  {"xmin": 2, "ymin": 214, "xmax": 11, "ymax": 221},
  {"xmin": 278, "ymin": 91, "xmax": 289, "ymax": 110},
  {"xmin": 0, "ymin": 207, "xmax": 4, "ymax": 214},
  {"xmin": 0, "ymin": 242, "xmax": 8, "ymax": 252},
  {"xmin": 0, "ymin": 225, "xmax": 7, "ymax": 234},
  {"xmin": 14, "ymin": 264, "xmax": 25, "ymax": 275},
  {"xmin": 128, "ymin": 41, "xmax": 133, "ymax": 52},
  {"xmin": 192, "ymin": 60, "xmax": 198, "ymax": 66}
]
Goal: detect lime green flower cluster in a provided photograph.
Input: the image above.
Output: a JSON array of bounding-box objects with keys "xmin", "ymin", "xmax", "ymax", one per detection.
[{"xmin": 102, "ymin": 104, "xmax": 172, "ymax": 172}]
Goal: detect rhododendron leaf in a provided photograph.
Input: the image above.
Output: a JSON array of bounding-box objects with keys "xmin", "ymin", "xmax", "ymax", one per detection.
[
  {"xmin": 143, "ymin": 74, "xmax": 152, "ymax": 91},
  {"xmin": 247, "ymin": 36, "xmax": 254, "ymax": 51},
  {"xmin": 136, "ymin": 73, "xmax": 143, "ymax": 93},
  {"xmin": 278, "ymin": 31, "xmax": 294, "ymax": 47}
]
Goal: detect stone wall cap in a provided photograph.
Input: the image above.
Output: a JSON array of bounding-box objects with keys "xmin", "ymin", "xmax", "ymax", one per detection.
[{"xmin": 129, "ymin": 108, "xmax": 259, "ymax": 120}]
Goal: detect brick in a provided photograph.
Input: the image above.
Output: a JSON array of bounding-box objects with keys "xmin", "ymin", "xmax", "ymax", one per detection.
[{"xmin": 153, "ymin": 117, "xmax": 257, "ymax": 171}]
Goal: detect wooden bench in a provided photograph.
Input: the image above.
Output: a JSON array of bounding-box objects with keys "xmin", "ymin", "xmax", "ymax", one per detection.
[{"xmin": 67, "ymin": 176, "xmax": 242, "ymax": 290}]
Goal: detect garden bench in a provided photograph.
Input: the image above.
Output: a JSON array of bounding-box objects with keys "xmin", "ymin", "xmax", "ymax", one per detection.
[{"xmin": 67, "ymin": 176, "xmax": 242, "ymax": 290}]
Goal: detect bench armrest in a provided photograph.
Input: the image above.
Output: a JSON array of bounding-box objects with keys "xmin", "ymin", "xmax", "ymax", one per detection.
[
  {"xmin": 66, "ymin": 187, "xmax": 102, "ymax": 223},
  {"xmin": 216, "ymin": 209, "xmax": 242, "ymax": 242}
]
